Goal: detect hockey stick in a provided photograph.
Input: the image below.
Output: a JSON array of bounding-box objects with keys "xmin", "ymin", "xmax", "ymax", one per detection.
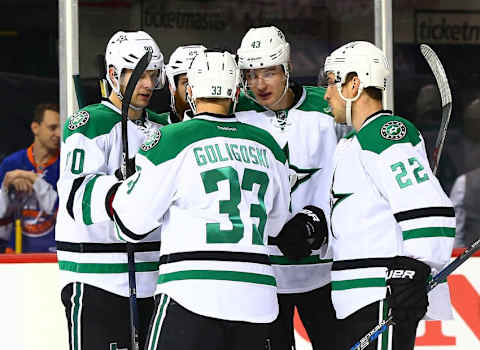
[
  {"xmin": 420, "ymin": 44, "xmax": 452, "ymax": 176},
  {"xmin": 349, "ymin": 237, "xmax": 480, "ymax": 350},
  {"xmin": 72, "ymin": 74, "xmax": 87, "ymax": 108},
  {"xmin": 96, "ymin": 54, "xmax": 110, "ymax": 100},
  {"xmin": 121, "ymin": 50, "xmax": 152, "ymax": 350}
]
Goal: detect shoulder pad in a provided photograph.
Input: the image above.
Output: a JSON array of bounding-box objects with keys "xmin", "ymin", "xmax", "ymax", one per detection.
[
  {"xmin": 235, "ymin": 92, "xmax": 266, "ymax": 112},
  {"xmin": 63, "ymin": 103, "xmax": 120, "ymax": 142},
  {"xmin": 147, "ymin": 109, "xmax": 169, "ymax": 126},
  {"xmin": 357, "ymin": 115, "xmax": 421, "ymax": 154},
  {"xmin": 297, "ymin": 86, "xmax": 332, "ymax": 116}
]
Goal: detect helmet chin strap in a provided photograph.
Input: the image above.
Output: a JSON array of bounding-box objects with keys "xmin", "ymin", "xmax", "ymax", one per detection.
[{"xmin": 336, "ymin": 83, "xmax": 363, "ymax": 126}]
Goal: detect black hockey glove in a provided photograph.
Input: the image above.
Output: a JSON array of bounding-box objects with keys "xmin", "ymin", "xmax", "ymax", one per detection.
[
  {"xmin": 386, "ymin": 256, "xmax": 431, "ymax": 323},
  {"xmin": 274, "ymin": 206, "xmax": 328, "ymax": 260}
]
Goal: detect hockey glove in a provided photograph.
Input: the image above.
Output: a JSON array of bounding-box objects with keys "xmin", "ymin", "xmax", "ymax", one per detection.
[
  {"xmin": 275, "ymin": 206, "xmax": 328, "ymax": 260},
  {"xmin": 105, "ymin": 183, "xmax": 122, "ymax": 220},
  {"xmin": 386, "ymin": 256, "xmax": 431, "ymax": 323}
]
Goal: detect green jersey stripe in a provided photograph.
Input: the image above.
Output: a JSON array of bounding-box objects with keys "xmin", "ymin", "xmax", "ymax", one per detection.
[
  {"xmin": 270, "ymin": 254, "xmax": 333, "ymax": 265},
  {"xmin": 402, "ymin": 227, "xmax": 455, "ymax": 240},
  {"xmin": 72, "ymin": 282, "xmax": 82, "ymax": 350},
  {"xmin": 58, "ymin": 260, "xmax": 159, "ymax": 273},
  {"xmin": 149, "ymin": 294, "xmax": 169, "ymax": 350},
  {"xmin": 157, "ymin": 269, "xmax": 276, "ymax": 286},
  {"xmin": 332, "ymin": 277, "xmax": 386, "ymax": 291},
  {"xmin": 82, "ymin": 175, "xmax": 100, "ymax": 225}
]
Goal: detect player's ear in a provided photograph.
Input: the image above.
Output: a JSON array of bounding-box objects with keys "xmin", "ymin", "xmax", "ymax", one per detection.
[{"xmin": 108, "ymin": 67, "xmax": 118, "ymax": 85}]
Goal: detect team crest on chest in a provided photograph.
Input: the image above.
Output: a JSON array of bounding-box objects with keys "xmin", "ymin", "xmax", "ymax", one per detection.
[
  {"xmin": 141, "ymin": 128, "xmax": 161, "ymax": 151},
  {"xmin": 380, "ymin": 120, "xmax": 406, "ymax": 140},
  {"xmin": 67, "ymin": 111, "xmax": 90, "ymax": 130}
]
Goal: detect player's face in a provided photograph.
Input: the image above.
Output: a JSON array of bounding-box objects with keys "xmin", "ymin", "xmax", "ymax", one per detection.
[
  {"xmin": 32, "ymin": 109, "xmax": 60, "ymax": 153},
  {"xmin": 121, "ymin": 68, "xmax": 159, "ymax": 108},
  {"xmin": 245, "ymin": 65, "xmax": 288, "ymax": 108},
  {"xmin": 324, "ymin": 72, "xmax": 347, "ymax": 124},
  {"xmin": 174, "ymin": 74, "xmax": 189, "ymax": 119}
]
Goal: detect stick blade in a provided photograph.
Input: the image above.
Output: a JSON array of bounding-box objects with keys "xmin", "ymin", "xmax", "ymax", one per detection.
[
  {"xmin": 121, "ymin": 51, "xmax": 153, "ymax": 118},
  {"xmin": 420, "ymin": 44, "xmax": 452, "ymax": 107}
]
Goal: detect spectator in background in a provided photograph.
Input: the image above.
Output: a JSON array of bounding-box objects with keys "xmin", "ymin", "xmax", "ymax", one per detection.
[
  {"xmin": 449, "ymin": 97, "xmax": 480, "ymax": 248},
  {"xmin": 0, "ymin": 103, "xmax": 60, "ymax": 253}
]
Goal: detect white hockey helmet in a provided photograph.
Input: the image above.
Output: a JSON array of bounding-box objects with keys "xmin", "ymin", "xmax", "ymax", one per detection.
[
  {"xmin": 324, "ymin": 41, "xmax": 390, "ymax": 90},
  {"xmin": 105, "ymin": 31, "xmax": 165, "ymax": 95},
  {"xmin": 186, "ymin": 51, "xmax": 240, "ymax": 114},
  {"xmin": 323, "ymin": 41, "xmax": 390, "ymax": 125},
  {"xmin": 237, "ymin": 26, "xmax": 290, "ymax": 74},
  {"xmin": 166, "ymin": 45, "xmax": 207, "ymax": 91}
]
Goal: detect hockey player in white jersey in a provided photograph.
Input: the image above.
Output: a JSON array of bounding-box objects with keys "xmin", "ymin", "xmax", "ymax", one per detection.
[
  {"xmin": 323, "ymin": 41, "xmax": 455, "ymax": 350},
  {"xmin": 236, "ymin": 26, "xmax": 338, "ymax": 350},
  {"xmin": 161, "ymin": 44, "xmax": 206, "ymax": 123},
  {"xmin": 109, "ymin": 50, "xmax": 291, "ymax": 350},
  {"xmin": 56, "ymin": 31, "xmax": 167, "ymax": 350}
]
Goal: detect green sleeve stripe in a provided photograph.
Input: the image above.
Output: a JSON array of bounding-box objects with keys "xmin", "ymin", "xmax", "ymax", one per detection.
[
  {"xmin": 269, "ymin": 254, "xmax": 333, "ymax": 265},
  {"xmin": 332, "ymin": 277, "xmax": 386, "ymax": 291},
  {"xmin": 402, "ymin": 227, "xmax": 455, "ymax": 240},
  {"xmin": 157, "ymin": 269, "xmax": 276, "ymax": 286},
  {"xmin": 82, "ymin": 175, "xmax": 100, "ymax": 225},
  {"xmin": 144, "ymin": 119, "xmax": 286, "ymax": 165},
  {"xmin": 58, "ymin": 260, "xmax": 159, "ymax": 273}
]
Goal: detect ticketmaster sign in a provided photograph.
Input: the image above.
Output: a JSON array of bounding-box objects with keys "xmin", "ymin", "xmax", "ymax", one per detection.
[{"xmin": 416, "ymin": 11, "xmax": 480, "ymax": 44}]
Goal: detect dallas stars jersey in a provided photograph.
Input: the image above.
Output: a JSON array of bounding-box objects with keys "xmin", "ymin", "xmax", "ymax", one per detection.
[
  {"xmin": 56, "ymin": 100, "xmax": 168, "ymax": 298},
  {"xmin": 330, "ymin": 111, "xmax": 455, "ymax": 319},
  {"xmin": 112, "ymin": 113, "xmax": 291, "ymax": 323},
  {"xmin": 235, "ymin": 85, "xmax": 337, "ymax": 293}
]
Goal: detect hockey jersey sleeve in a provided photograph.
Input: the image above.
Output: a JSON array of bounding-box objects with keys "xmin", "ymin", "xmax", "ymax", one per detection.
[
  {"xmin": 58, "ymin": 111, "xmax": 145, "ymax": 226},
  {"xmin": 265, "ymin": 157, "xmax": 291, "ymax": 239},
  {"xmin": 359, "ymin": 128, "xmax": 455, "ymax": 273},
  {"xmin": 112, "ymin": 130, "xmax": 181, "ymax": 242}
]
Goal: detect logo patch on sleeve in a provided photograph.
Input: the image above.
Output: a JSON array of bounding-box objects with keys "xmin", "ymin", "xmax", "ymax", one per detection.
[
  {"xmin": 141, "ymin": 128, "xmax": 161, "ymax": 151},
  {"xmin": 380, "ymin": 120, "xmax": 407, "ymax": 140},
  {"xmin": 67, "ymin": 111, "xmax": 90, "ymax": 130}
]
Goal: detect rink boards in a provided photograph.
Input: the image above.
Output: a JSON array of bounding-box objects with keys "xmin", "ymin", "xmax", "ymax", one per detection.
[{"xmin": 0, "ymin": 252, "xmax": 478, "ymax": 350}]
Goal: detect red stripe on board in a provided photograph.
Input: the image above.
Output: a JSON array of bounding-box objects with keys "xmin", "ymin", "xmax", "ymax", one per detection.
[
  {"xmin": 452, "ymin": 247, "xmax": 480, "ymax": 257},
  {"xmin": 0, "ymin": 248, "xmax": 476, "ymax": 264},
  {"xmin": 0, "ymin": 253, "xmax": 57, "ymax": 263}
]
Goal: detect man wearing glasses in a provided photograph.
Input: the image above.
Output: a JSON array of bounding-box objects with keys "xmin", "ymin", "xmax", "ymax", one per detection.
[{"xmin": 235, "ymin": 26, "xmax": 338, "ymax": 350}]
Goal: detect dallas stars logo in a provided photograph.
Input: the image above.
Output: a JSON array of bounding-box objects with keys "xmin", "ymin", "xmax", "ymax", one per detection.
[
  {"xmin": 380, "ymin": 120, "xmax": 406, "ymax": 140},
  {"xmin": 283, "ymin": 144, "xmax": 320, "ymax": 192},
  {"xmin": 141, "ymin": 128, "xmax": 161, "ymax": 151},
  {"xmin": 67, "ymin": 111, "xmax": 90, "ymax": 130}
]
